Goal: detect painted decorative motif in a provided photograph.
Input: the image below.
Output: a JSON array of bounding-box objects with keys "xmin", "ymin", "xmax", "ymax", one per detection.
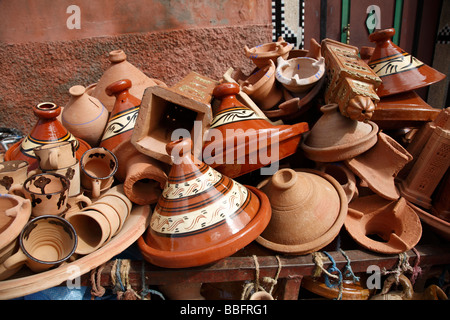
[
  {"xmin": 101, "ymin": 106, "xmax": 140, "ymax": 142},
  {"xmin": 369, "ymin": 51, "xmax": 424, "ymax": 78},
  {"xmin": 151, "ymin": 171, "xmax": 250, "ymax": 236},
  {"xmin": 20, "ymin": 132, "xmax": 79, "ymax": 159},
  {"xmin": 209, "ymin": 107, "xmax": 264, "ymax": 129}
]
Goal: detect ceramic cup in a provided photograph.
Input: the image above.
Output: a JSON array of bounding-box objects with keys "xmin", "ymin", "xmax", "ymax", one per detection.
[
  {"xmin": 0, "ymin": 215, "xmax": 77, "ymax": 276},
  {"xmin": 64, "ymin": 192, "xmax": 92, "ymax": 216},
  {"xmin": 65, "ymin": 209, "xmax": 111, "ymax": 255},
  {"xmin": 33, "ymin": 140, "xmax": 77, "ymax": 170},
  {"xmin": 82, "ymin": 202, "xmax": 121, "ymax": 237},
  {"xmin": 95, "ymin": 195, "xmax": 129, "ymax": 231},
  {"xmin": 10, "ymin": 172, "xmax": 70, "ymax": 217},
  {"xmin": 98, "ymin": 184, "xmax": 133, "ymax": 216},
  {"xmin": 0, "ymin": 160, "xmax": 31, "ymax": 194},
  {"xmin": 80, "ymin": 147, "xmax": 118, "ymax": 199},
  {"xmin": 40, "ymin": 160, "xmax": 81, "ymax": 197}
]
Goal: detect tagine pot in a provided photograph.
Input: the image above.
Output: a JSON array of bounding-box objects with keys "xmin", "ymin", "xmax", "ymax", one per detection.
[
  {"xmin": 4, "ymin": 102, "xmax": 91, "ymax": 170},
  {"xmin": 368, "ymin": 28, "xmax": 446, "ymax": 97},
  {"xmin": 62, "ymin": 85, "xmax": 109, "ymax": 147},
  {"xmin": 300, "ymin": 104, "xmax": 378, "ymax": 162},
  {"xmin": 240, "ymin": 59, "xmax": 283, "ymax": 110},
  {"xmin": 255, "ymin": 168, "xmax": 348, "ymax": 255},
  {"xmin": 245, "ymin": 37, "xmax": 294, "ymax": 68},
  {"xmin": 137, "ymin": 138, "xmax": 272, "ymax": 268},
  {"xmin": 345, "ymin": 195, "xmax": 422, "ymax": 254},
  {"xmin": 203, "ymin": 82, "xmax": 309, "ymax": 178},
  {"xmin": 89, "ymin": 49, "xmax": 166, "ymax": 111}
]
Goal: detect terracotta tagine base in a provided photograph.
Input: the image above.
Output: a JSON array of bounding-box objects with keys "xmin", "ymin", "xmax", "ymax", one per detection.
[
  {"xmin": 255, "ymin": 168, "xmax": 348, "ymax": 255},
  {"xmin": 137, "ymin": 138, "xmax": 272, "ymax": 268},
  {"xmin": 203, "ymin": 82, "xmax": 309, "ymax": 178},
  {"xmin": 368, "ymin": 28, "xmax": 446, "ymax": 97},
  {"xmin": 345, "ymin": 195, "xmax": 422, "ymax": 254},
  {"xmin": 300, "ymin": 104, "xmax": 378, "ymax": 162},
  {"xmin": 4, "ymin": 102, "xmax": 91, "ymax": 171}
]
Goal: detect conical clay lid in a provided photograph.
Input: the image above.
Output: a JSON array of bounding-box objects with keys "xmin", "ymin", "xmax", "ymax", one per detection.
[
  {"xmin": 368, "ymin": 28, "xmax": 446, "ymax": 97},
  {"xmin": 301, "ymin": 104, "xmax": 378, "ymax": 162},
  {"xmin": 256, "ymin": 168, "xmax": 348, "ymax": 255},
  {"xmin": 137, "ymin": 138, "xmax": 271, "ymax": 268}
]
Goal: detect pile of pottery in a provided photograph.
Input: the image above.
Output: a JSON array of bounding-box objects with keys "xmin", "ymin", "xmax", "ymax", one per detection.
[{"xmin": 0, "ymin": 28, "xmax": 449, "ymax": 301}]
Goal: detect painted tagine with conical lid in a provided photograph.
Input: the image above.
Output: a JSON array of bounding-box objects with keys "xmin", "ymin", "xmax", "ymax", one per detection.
[
  {"xmin": 203, "ymin": 82, "xmax": 309, "ymax": 178},
  {"xmin": 368, "ymin": 28, "xmax": 446, "ymax": 97},
  {"xmin": 255, "ymin": 168, "xmax": 348, "ymax": 255},
  {"xmin": 4, "ymin": 102, "xmax": 91, "ymax": 170},
  {"xmin": 137, "ymin": 138, "xmax": 272, "ymax": 268},
  {"xmin": 62, "ymin": 85, "xmax": 109, "ymax": 147},
  {"xmin": 89, "ymin": 49, "xmax": 166, "ymax": 112}
]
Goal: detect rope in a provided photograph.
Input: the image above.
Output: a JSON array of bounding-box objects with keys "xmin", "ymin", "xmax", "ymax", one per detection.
[
  {"xmin": 241, "ymin": 255, "xmax": 282, "ymax": 300},
  {"xmin": 381, "ymin": 252, "xmax": 414, "ymax": 284},
  {"xmin": 339, "ymin": 248, "xmax": 360, "ymax": 284},
  {"xmin": 110, "ymin": 259, "xmax": 140, "ymax": 300},
  {"xmin": 311, "ymin": 251, "xmax": 343, "ymax": 300},
  {"xmin": 90, "ymin": 263, "xmax": 106, "ymax": 299},
  {"xmin": 410, "ymin": 247, "xmax": 422, "ymax": 285},
  {"xmin": 140, "ymin": 261, "xmax": 165, "ymax": 300}
]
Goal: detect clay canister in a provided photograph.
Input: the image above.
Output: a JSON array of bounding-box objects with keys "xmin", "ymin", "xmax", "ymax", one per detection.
[{"xmin": 62, "ymin": 85, "xmax": 109, "ymax": 147}]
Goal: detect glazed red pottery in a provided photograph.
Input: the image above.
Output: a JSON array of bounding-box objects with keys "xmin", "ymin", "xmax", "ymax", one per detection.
[
  {"xmin": 4, "ymin": 102, "xmax": 91, "ymax": 170},
  {"xmin": 137, "ymin": 138, "xmax": 272, "ymax": 268},
  {"xmin": 368, "ymin": 28, "xmax": 446, "ymax": 97},
  {"xmin": 202, "ymin": 82, "xmax": 309, "ymax": 178}
]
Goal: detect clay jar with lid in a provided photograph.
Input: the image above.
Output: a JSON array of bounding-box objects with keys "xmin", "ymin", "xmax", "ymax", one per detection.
[
  {"xmin": 255, "ymin": 168, "xmax": 348, "ymax": 255},
  {"xmin": 300, "ymin": 104, "xmax": 378, "ymax": 162},
  {"xmin": 100, "ymin": 79, "xmax": 168, "ymax": 205},
  {"xmin": 4, "ymin": 102, "xmax": 91, "ymax": 171},
  {"xmin": 89, "ymin": 49, "xmax": 166, "ymax": 112},
  {"xmin": 137, "ymin": 138, "xmax": 272, "ymax": 268},
  {"xmin": 62, "ymin": 85, "xmax": 109, "ymax": 147},
  {"xmin": 368, "ymin": 28, "xmax": 446, "ymax": 97}
]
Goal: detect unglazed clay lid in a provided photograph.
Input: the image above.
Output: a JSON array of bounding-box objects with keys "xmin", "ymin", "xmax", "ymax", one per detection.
[
  {"xmin": 345, "ymin": 132, "xmax": 412, "ymax": 201},
  {"xmin": 368, "ymin": 28, "xmax": 446, "ymax": 97},
  {"xmin": 137, "ymin": 138, "xmax": 272, "ymax": 268},
  {"xmin": 301, "ymin": 104, "xmax": 378, "ymax": 162},
  {"xmin": 255, "ymin": 168, "xmax": 348, "ymax": 255},
  {"xmin": 344, "ymin": 195, "xmax": 422, "ymax": 254}
]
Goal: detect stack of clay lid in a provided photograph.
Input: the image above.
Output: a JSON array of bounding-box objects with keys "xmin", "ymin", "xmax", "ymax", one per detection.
[
  {"xmin": 137, "ymin": 138, "xmax": 271, "ymax": 268},
  {"xmin": 345, "ymin": 195, "xmax": 422, "ymax": 254},
  {"xmin": 367, "ymin": 28, "xmax": 445, "ymax": 129},
  {"xmin": 255, "ymin": 168, "xmax": 348, "ymax": 255},
  {"xmin": 4, "ymin": 102, "xmax": 91, "ymax": 170},
  {"xmin": 88, "ymin": 49, "xmax": 166, "ymax": 112},
  {"xmin": 300, "ymin": 104, "xmax": 378, "ymax": 162},
  {"xmin": 244, "ymin": 36, "xmax": 294, "ymax": 68},
  {"xmin": 203, "ymin": 82, "xmax": 309, "ymax": 178}
]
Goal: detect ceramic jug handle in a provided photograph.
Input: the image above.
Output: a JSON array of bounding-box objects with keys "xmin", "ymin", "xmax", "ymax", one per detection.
[
  {"xmin": 74, "ymin": 193, "xmax": 92, "ymax": 207},
  {"xmin": 92, "ymin": 180, "xmax": 101, "ymax": 199},
  {"xmin": 3, "ymin": 249, "xmax": 27, "ymax": 270},
  {"xmin": 27, "ymin": 169, "xmax": 40, "ymax": 177},
  {"xmin": 49, "ymin": 149, "xmax": 59, "ymax": 169}
]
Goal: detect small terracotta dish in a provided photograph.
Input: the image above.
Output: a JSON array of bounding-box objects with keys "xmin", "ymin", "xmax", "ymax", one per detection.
[
  {"xmin": 275, "ymin": 56, "xmax": 325, "ymax": 93},
  {"xmin": 345, "ymin": 195, "xmax": 422, "ymax": 254},
  {"xmin": 245, "ymin": 37, "xmax": 294, "ymax": 68}
]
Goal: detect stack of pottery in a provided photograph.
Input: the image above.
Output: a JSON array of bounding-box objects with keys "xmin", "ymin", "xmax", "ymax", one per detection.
[
  {"xmin": 65, "ymin": 184, "xmax": 132, "ymax": 255},
  {"xmin": 4, "ymin": 102, "xmax": 91, "ymax": 170},
  {"xmin": 366, "ymin": 28, "xmax": 446, "ymax": 130},
  {"xmin": 138, "ymin": 138, "xmax": 272, "ymax": 268}
]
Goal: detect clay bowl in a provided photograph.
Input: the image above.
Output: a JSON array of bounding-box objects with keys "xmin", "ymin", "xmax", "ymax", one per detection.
[
  {"xmin": 255, "ymin": 168, "xmax": 348, "ymax": 255},
  {"xmin": 137, "ymin": 138, "xmax": 272, "ymax": 268},
  {"xmin": 244, "ymin": 37, "xmax": 294, "ymax": 68},
  {"xmin": 345, "ymin": 195, "xmax": 422, "ymax": 254},
  {"xmin": 0, "ymin": 194, "xmax": 32, "ymax": 251},
  {"xmin": 275, "ymin": 56, "xmax": 325, "ymax": 93}
]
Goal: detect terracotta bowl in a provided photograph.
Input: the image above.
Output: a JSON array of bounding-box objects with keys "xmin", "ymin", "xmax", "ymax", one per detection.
[
  {"xmin": 255, "ymin": 168, "xmax": 348, "ymax": 255},
  {"xmin": 275, "ymin": 56, "xmax": 325, "ymax": 93},
  {"xmin": 345, "ymin": 195, "xmax": 422, "ymax": 254},
  {"xmin": 244, "ymin": 37, "xmax": 293, "ymax": 68}
]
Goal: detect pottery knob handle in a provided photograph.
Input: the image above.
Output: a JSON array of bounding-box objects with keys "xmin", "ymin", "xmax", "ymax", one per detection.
[
  {"xmin": 213, "ymin": 82, "xmax": 240, "ymax": 98},
  {"xmin": 166, "ymin": 138, "xmax": 192, "ymax": 160},
  {"xmin": 369, "ymin": 28, "xmax": 395, "ymax": 43},
  {"xmin": 69, "ymin": 85, "xmax": 86, "ymax": 97},
  {"xmin": 108, "ymin": 49, "xmax": 127, "ymax": 63},
  {"xmin": 271, "ymin": 168, "xmax": 298, "ymax": 190},
  {"xmin": 105, "ymin": 79, "xmax": 132, "ymax": 97},
  {"xmin": 33, "ymin": 102, "xmax": 61, "ymax": 119}
]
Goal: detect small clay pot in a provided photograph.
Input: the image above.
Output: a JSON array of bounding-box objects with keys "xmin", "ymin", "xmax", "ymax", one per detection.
[
  {"xmin": 256, "ymin": 168, "xmax": 348, "ymax": 255},
  {"xmin": 345, "ymin": 195, "xmax": 422, "ymax": 254},
  {"xmin": 244, "ymin": 37, "xmax": 294, "ymax": 68},
  {"xmin": 301, "ymin": 104, "xmax": 378, "ymax": 162}
]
